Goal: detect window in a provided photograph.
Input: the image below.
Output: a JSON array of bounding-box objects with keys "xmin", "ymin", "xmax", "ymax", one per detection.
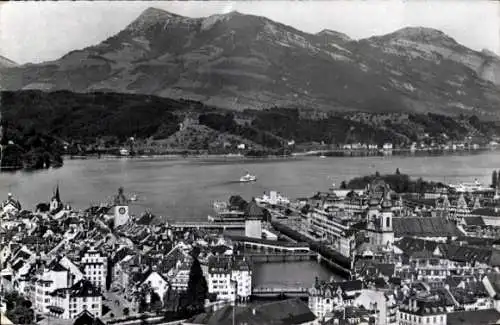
[{"xmin": 386, "ymin": 217, "xmax": 390, "ymax": 228}]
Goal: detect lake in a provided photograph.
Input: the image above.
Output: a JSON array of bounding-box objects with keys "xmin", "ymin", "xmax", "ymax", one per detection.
[{"xmin": 1, "ymin": 150, "xmax": 498, "ymax": 221}]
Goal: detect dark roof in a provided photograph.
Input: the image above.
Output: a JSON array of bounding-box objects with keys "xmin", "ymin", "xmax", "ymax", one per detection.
[
  {"xmin": 447, "ymin": 309, "xmax": 500, "ymax": 325},
  {"xmin": 245, "ymin": 200, "xmax": 264, "ymax": 219},
  {"xmin": 463, "ymin": 216, "xmax": 486, "ymax": 226},
  {"xmin": 48, "ymin": 260, "xmax": 68, "ymax": 272},
  {"xmin": 396, "ymin": 237, "xmax": 441, "ymax": 257},
  {"xmin": 159, "ymin": 246, "xmax": 186, "ymax": 273},
  {"xmin": 52, "ymin": 279, "xmax": 101, "ymax": 298},
  {"xmin": 354, "ymin": 260, "xmax": 395, "ymax": 279},
  {"xmin": 472, "ymin": 208, "xmax": 500, "ymax": 217},
  {"xmin": 136, "ymin": 213, "xmax": 156, "ymax": 225},
  {"xmin": 12, "ymin": 260, "xmax": 25, "ymax": 272},
  {"xmin": 208, "ymin": 256, "xmax": 251, "ymax": 273},
  {"xmin": 188, "ymin": 298, "xmax": 315, "ymax": 325},
  {"xmin": 73, "ymin": 310, "xmax": 106, "ymax": 325},
  {"xmin": 111, "ymin": 247, "xmax": 135, "ymax": 265},
  {"xmin": 393, "ymin": 217, "xmax": 462, "ymax": 237}
]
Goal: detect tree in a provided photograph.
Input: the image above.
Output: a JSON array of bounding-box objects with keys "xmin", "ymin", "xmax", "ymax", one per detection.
[
  {"xmin": 5, "ymin": 291, "xmax": 34, "ymax": 325},
  {"xmin": 396, "ymin": 168, "xmax": 401, "ymax": 175},
  {"xmin": 493, "ymin": 170, "xmax": 498, "ymax": 188},
  {"xmin": 340, "ymin": 181, "xmax": 347, "ymax": 189},
  {"xmin": 375, "ymin": 171, "xmax": 380, "ymax": 177},
  {"xmin": 182, "ymin": 258, "xmax": 208, "ymax": 313},
  {"xmin": 123, "ymin": 307, "xmax": 130, "ymax": 316}
]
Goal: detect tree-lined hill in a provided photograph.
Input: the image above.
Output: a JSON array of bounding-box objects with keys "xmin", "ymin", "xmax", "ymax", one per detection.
[{"xmin": 1, "ymin": 90, "xmax": 499, "ymax": 171}]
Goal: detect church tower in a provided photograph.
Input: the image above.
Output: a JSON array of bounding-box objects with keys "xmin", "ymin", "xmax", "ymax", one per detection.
[
  {"xmin": 113, "ymin": 187, "xmax": 129, "ymax": 227},
  {"xmin": 50, "ymin": 185, "xmax": 62, "ymax": 212},
  {"xmin": 365, "ymin": 184, "xmax": 394, "ymax": 248}
]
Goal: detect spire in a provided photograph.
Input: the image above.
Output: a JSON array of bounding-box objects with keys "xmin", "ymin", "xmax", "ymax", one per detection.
[
  {"xmin": 381, "ymin": 185, "xmax": 392, "ymax": 210},
  {"xmin": 54, "ymin": 184, "xmax": 61, "ymax": 203}
]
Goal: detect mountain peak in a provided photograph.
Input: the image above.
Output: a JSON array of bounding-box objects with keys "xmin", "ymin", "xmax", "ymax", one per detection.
[
  {"xmin": 366, "ymin": 26, "xmax": 458, "ymax": 47},
  {"xmin": 316, "ymin": 29, "xmax": 352, "ymax": 42},
  {"xmin": 394, "ymin": 26, "xmax": 445, "ymax": 37},
  {"xmin": 126, "ymin": 7, "xmax": 185, "ymax": 32}
]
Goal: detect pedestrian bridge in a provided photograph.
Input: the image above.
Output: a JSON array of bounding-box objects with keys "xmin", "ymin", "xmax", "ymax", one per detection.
[
  {"xmin": 229, "ymin": 235, "xmax": 311, "ymax": 253},
  {"xmin": 245, "ymin": 252, "xmax": 316, "ymax": 263},
  {"xmin": 170, "ymin": 222, "xmax": 245, "ymax": 230},
  {"xmin": 252, "ymin": 285, "xmax": 310, "ymax": 298}
]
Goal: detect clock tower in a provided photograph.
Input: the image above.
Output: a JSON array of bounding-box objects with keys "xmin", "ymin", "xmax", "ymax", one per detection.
[{"xmin": 113, "ymin": 187, "xmax": 129, "ymax": 227}]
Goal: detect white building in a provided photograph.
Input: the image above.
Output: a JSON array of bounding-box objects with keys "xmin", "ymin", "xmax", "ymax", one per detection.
[
  {"xmin": 307, "ymin": 208, "xmax": 356, "ymax": 258},
  {"xmin": 308, "ymin": 278, "xmax": 363, "ymax": 319},
  {"xmin": 34, "ymin": 262, "xmax": 72, "ymax": 315},
  {"xmin": 48, "ymin": 279, "xmax": 102, "ymax": 319},
  {"xmin": 141, "ymin": 271, "xmax": 170, "ymax": 303},
  {"xmin": 169, "ymin": 263, "xmax": 190, "ymax": 292},
  {"xmin": 81, "ymin": 247, "xmax": 107, "ymax": 292},
  {"xmin": 207, "ymin": 256, "xmax": 252, "ymax": 302}
]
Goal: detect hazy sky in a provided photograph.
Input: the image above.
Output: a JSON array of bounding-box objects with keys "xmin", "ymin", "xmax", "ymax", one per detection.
[{"xmin": 1, "ymin": 1, "xmax": 499, "ymax": 64}]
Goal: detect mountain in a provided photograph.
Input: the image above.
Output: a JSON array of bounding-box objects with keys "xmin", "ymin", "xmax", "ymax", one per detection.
[
  {"xmin": 0, "ymin": 55, "xmax": 17, "ymax": 69},
  {"xmin": 1, "ymin": 8, "xmax": 499, "ymax": 116}
]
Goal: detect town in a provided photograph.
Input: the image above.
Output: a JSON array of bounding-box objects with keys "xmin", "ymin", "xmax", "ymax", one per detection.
[{"xmin": 2, "ymin": 170, "xmax": 500, "ymax": 325}]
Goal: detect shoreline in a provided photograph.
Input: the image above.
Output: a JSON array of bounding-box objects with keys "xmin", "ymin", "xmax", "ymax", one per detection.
[
  {"xmin": 64, "ymin": 147, "xmax": 499, "ymax": 161},
  {"xmin": 2, "ymin": 147, "xmax": 498, "ymax": 172}
]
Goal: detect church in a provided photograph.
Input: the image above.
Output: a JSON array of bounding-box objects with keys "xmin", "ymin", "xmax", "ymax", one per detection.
[
  {"xmin": 356, "ymin": 179, "xmax": 395, "ymax": 258},
  {"xmin": 1, "ymin": 193, "xmax": 22, "ymax": 216}
]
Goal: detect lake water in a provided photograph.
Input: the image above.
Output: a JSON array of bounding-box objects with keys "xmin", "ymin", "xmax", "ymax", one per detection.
[{"xmin": 1, "ymin": 150, "xmax": 498, "ymax": 221}]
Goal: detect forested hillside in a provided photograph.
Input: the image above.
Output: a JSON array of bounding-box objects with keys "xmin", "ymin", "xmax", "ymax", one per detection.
[{"xmin": 1, "ymin": 90, "xmax": 499, "ymax": 170}]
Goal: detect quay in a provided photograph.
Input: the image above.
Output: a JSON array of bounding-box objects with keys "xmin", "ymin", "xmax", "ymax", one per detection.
[{"xmin": 170, "ymin": 221, "xmax": 244, "ymax": 230}]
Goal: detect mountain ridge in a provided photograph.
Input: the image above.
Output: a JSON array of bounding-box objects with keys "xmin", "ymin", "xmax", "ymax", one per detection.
[{"xmin": 1, "ymin": 7, "xmax": 499, "ymax": 116}]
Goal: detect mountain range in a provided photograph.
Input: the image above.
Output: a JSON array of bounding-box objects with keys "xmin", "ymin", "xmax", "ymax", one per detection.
[{"xmin": 1, "ymin": 7, "xmax": 500, "ymax": 116}]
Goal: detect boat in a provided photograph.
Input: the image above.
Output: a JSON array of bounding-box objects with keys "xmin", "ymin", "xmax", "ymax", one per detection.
[
  {"xmin": 239, "ymin": 172, "xmax": 257, "ymax": 183},
  {"xmin": 129, "ymin": 194, "xmax": 138, "ymax": 202},
  {"xmin": 319, "ymin": 155, "xmax": 327, "ymax": 159},
  {"xmin": 119, "ymin": 148, "xmax": 130, "ymax": 156},
  {"xmin": 448, "ymin": 179, "xmax": 493, "ymax": 193}
]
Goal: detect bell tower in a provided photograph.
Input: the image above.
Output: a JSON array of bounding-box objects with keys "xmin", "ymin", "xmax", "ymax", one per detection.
[{"xmin": 114, "ymin": 187, "xmax": 129, "ymax": 227}]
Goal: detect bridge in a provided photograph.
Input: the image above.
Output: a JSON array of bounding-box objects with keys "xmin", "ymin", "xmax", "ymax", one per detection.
[
  {"xmin": 170, "ymin": 222, "xmax": 245, "ymax": 230},
  {"xmin": 244, "ymin": 252, "xmax": 316, "ymax": 263},
  {"xmin": 252, "ymin": 285, "xmax": 309, "ymax": 298},
  {"xmin": 229, "ymin": 235, "xmax": 310, "ymax": 254}
]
